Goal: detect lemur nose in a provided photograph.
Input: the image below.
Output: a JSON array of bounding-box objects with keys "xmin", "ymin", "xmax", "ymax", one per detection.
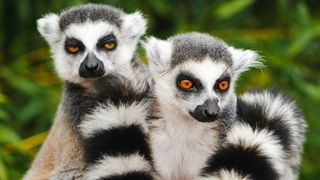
[
  {"xmin": 79, "ymin": 53, "xmax": 105, "ymax": 78},
  {"xmin": 190, "ymin": 98, "xmax": 220, "ymax": 123},
  {"xmin": 203, "ymin": 109, "xmax": 217, "ymax": 118},
  {"xmin": 85, "ymin": 63, "xmax": 99, "ymax": 71}
]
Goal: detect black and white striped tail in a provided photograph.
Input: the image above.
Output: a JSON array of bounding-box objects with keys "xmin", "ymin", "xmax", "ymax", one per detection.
[
  {"xmin": 201, "ymin": 90, "xmax": 306, "ymax": 180},
  {"xmin": 201, "ymin": 123, "xmax": 284, "ymax": 180},
  {"xmin": 79, "ymin": 101, "xmax": 153, "ymax": 180},
  {"xmin": 78, "ymin": 78, "xmax": 154, "ymax": 180}
]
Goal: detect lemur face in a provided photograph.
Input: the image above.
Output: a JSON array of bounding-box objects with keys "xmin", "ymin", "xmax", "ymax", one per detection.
[
  {"xmin": 172, "ymin": 60, "xmax": 233, "ymax": 122},
  {"xmin": 144, "ymin": 32, "xmax": 261, "ymax": 123},
  {"xmin": 37, "ymin": 4, "xmax": 146, "ymax": 83}
]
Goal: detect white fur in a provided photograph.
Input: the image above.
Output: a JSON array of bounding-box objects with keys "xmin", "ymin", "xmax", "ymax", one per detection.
[
  {"xmin": 228, "ymin": 46, "xmax": 263, "ymax": 79},
  {"xmin": 150, "ymin": 107, "xmax": 220, "ymax": 180},
  {"xmin": 37, "ymin": 13, "xmax": 60, "ymax": 45},
  {"xmin": 83, "ymin": 153, "xmax": 151, "ymax": 180},
  {"xmin": 200, "ymin": 169, "xmax": 250, "ymax": 180},
  {"xmin": 143, "ymin": 37, "xmax": 173, "ymax": 76},
  {"xmin": 122, "ymin": 12, "xmax": 146, "ymax": 39},
  {"xmin": 79, "ymin": 102, "xmax": 150, "ymax": 138},
  {"xmin": 227, "ymin": 123, "xmax": 285, "ymax": 175}
]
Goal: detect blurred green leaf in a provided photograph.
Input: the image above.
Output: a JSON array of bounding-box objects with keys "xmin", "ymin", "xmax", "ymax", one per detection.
[
  {"xmin": 294, "ymin": 80, "xmax": 320, "ymax": 101},
  {"xmin": 17, "ymin": 100, "xmax": 42, "ymax": 123},
  {"xmin": 0, "ymin": 109, "xmax": 10, "ymax": 121},
  {"xmin": 0, "ymin": 157, "xmax": 8, "ymax": 180},
  {"xmin": 214, "ymin": 0, "xmax": 254, "ymax": 20},
  {"xmin": 287, "ymin": 29, "xmax": 314, "ymax": 59},
  {"xmin": 0, "ymin": 93, "xmax": 7, "ymax": 104},
  {"xmin": 0, "ymin": 125, "xmax": 20, "ymax": 144},
  {"xmin": 296, "ymin": 2, "xmax": 311, "ymax": 28}
]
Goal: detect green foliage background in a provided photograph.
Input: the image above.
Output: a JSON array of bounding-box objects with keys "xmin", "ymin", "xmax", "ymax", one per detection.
[{"xmin": 0, "ymin": 0, "xmax": 319, "ymax": 179}]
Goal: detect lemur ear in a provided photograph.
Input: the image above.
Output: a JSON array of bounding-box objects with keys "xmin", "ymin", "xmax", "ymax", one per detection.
[
  {"xmin": 228, "ymin": 46, "xmax": 263, "ymax": 78},
  {"xmin": 143, "ymin": 37, "xmax": 172, "ymax": 76},
  {"xmin": 122, "ymin": 12, "xmax": 146, "ymax": 39},
  {"xmin": 37, "ymin": 13, "xmax": 61, "ymax": 44}
]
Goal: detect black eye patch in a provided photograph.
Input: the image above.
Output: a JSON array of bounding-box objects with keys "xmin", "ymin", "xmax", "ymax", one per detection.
[
  {"xmin": 97, "ymin": 34, "xmax": 117, "ymax": 50},
  {"xmin": 64, "ymin": 37, "xmax": 85, "ymax": 54},
  {"xmin": 214, "ymin": 75, "xmax": 231, "ymax": 93},
  {"xmin": 176, "ymin": 72, "xmax": 203, "ymax": 92}
]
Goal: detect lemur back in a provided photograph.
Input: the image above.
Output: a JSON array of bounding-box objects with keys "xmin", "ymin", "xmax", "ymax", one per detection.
[
  {"xmin": 24, "ymin": 4, "xmax": 154, "ymax": 179},
  {"xmin": 144, "ymin": 32, "xmax": 306, "ymax": 180}
]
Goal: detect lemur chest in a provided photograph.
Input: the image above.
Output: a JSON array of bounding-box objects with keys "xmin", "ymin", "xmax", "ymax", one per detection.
[{"xmin": 151, "ymin": 119, "xmax": 219, "ymax": 180}]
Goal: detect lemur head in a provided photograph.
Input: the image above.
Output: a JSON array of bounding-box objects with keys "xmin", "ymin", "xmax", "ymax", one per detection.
[
  {"xmin": 37, "ymin": 4, "xmax": 146, "ymax": 83},
  {"xmin": 144, "ymin": 32, "xmax": 262, "ymax": 123}
]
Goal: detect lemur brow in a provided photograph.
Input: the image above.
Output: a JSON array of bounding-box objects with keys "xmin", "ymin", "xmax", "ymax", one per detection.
[{"xmin": 97, "ymin": 33, "xmax": 116, "ymax": 43}]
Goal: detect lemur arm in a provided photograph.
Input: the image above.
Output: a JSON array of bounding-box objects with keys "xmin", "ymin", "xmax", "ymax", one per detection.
[{"xmin": 23, "ymin": 107, "xmax": 85, "ymax": 180}]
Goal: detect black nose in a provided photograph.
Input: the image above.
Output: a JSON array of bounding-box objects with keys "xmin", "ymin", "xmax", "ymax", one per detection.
[
  {"xmin": 85, "ymin": 62, "xmax": 99, "ymax": 72},
  {"xmin": 190, "ymin": 99, "xmax": 220, "ymax": 122},
  {"xmin": 203, "ymin": 109, "xmax": 217, "ymax": 119},
  {"xmin": 79, "ymin": 53, "xmax": 105, "ymax": 78}
]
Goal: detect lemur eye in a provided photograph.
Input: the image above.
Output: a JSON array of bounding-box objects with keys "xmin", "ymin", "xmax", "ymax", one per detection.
[
  {"xmin": 218, "ymin": 81, "xmax": 229, "ymax": 91},
  {"xmin": 179, "ymin": 80, "xmax": 193, "ymax": 90},
  {"xmin": 67, "ymin": 45, "xmax": 79, "ymax": 54},
  {"xmin": 64, "ymin": 38, "xmax": 84, "ymax": 54},
  {"xmin": 104, "ymin": 41, "xmax": 116, "ymax": 50}
]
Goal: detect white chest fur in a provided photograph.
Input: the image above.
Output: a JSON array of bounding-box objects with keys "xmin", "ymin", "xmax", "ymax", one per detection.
[{"xmin": 151, "ymin": 114, "xmax": 219, "ymax": 180}]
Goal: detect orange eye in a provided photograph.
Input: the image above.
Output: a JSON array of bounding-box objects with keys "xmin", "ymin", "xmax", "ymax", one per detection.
[
  {"xmin": 218, "ymin": 81, "xmax": 229, "ymax": 91},
  {"xmin": 104, "ymin": 42, "xmax": 116, "ymax": 49},
  {"xmin": 68, "ymin": 46, "xmax": 79, "ymax": 53},
  {"xmin": 179, "ymin": 80, "xmax": 193, "ymax": 90}
]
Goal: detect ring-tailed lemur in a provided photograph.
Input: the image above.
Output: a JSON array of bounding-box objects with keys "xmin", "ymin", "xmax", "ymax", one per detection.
[
  {"xmin": 25, "ymin": 4, "xmax": 154, "ymax": 180},
  {"xmin": 144, "ymin": 32, "xmax": 306, "ymax": 180}
]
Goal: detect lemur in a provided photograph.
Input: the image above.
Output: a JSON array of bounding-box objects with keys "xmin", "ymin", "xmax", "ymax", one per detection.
[
  {"xmin": 144, "ymin": 32, "xmax": 306, "ymax": 180},
  {"xmin": 24, "ymin": 4, "xmax": 154, "ymax": 179}
]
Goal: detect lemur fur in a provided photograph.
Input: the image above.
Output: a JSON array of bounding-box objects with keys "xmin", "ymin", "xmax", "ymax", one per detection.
[
  {"xmin": 144, "ymin": 32, "xmax": 306, "ymax": 180},
  {"xmin": 24, "ymin": 4, "xmax": 154, "ymax": 180}
]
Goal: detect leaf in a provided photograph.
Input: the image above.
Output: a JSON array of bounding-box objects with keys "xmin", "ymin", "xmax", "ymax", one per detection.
[
  {"xmin": 0, "ymin": 109, "xmax": 9, "ymax": 121},
  {"xmin": 19, "ymin": 132, "xmax": 48, "ymax": 151},
  {"xmin": 296, "ymin": 2, "xmax": 311, "ymax": 28},
  {"xmin": 294, "ymin": 80, "xmax": 320, "ymax": 101},
  {"xmin": 0, "ymin": 157, "xmax": 8, "ymax": 180},
  {"xmin": 0, "ymin": 125, "xmax": 20, "ymax": 144},
  {"xmin": 17, "ymin": 100, "xmax": 42, "ymax": 123},
  {"xmin": 215, "ymin": 0, "xmax": 254, "ymax": 20},
  {"xmin": 287, "ymin": 30, "xmax": 314, "ymax": 59},
  {"xmin": 0, "ymin": 93, "xmax": 7, "ymax": 104}
]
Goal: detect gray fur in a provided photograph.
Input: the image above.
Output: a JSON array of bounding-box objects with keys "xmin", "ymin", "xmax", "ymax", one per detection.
[
  {"xmin": 59, "ymin": 4, "xmax": 123, "ymax": 31},
  {"xmin": 169, "ymin": 32, "xmax": 233, "ymax": 68}
]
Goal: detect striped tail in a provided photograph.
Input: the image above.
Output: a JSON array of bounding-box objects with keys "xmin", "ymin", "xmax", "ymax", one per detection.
[
  {"xmin": 201, "ymin": 123, "xmax": 284, "ymax": 180},
  {"xmin": 201, "ymin": 90, "xmax": 306, "ymax": 180},
  {"xmin": 79, "ymin": 100, "xmax": 154, "ymax": 180}
]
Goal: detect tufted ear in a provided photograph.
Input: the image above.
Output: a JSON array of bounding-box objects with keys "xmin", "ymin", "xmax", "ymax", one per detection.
[
  {"xmin": 228, "ymin": 46, "xmax": 263, "ymax": 79},
  {"xmin": 143, "ymin": 37, "xmax": 172, "ymax": 76},
  {"xmin": 122, "ymin": 11, "xmax": 146, "ymax": 40},
  {"xmin": 37, "ymin": 13, "xmax": 61, "ymax": 44}
]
